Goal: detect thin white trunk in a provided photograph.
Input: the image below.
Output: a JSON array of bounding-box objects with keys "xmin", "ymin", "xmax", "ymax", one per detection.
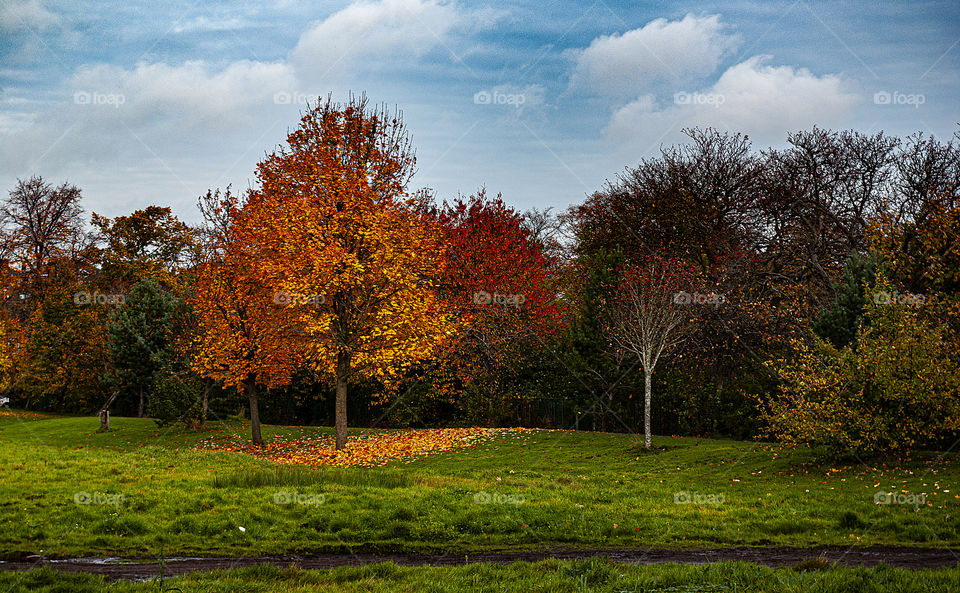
[{"xmin": 644, "ymin": 369, "xmax": 652, "ymax": 449}]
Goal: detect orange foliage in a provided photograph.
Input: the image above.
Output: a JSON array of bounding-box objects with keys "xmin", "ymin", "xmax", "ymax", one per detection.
[
  {"xmin": 241, "ymin": 97, "xmax": 452, "ymax": 386},
  {"xmin": 198, "ymin": 427, "xmax": 526, "ymax": 468},
  {"xmin": 189, "ymin": 241, "xmax": 306, "ymax": 392}
]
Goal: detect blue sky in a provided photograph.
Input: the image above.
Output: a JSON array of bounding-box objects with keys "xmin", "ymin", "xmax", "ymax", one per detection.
[{"xmin": 1, "ymin": 0, "xmax": 957, "ymax": 223}]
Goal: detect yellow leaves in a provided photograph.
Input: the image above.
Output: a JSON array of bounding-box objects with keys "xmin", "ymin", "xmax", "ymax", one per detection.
[
  {"xmin": 243, "ymin": 174, "xmax": 454, "ymax": 381},
  {"xmin": 199, "ymin": 427, "xmax": 524, "ymax": 468}
]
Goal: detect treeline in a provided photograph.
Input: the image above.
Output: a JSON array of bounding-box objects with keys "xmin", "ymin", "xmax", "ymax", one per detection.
[{"xmin": 1, "ymin": 95, "xmax": 957, "ymax": 455}]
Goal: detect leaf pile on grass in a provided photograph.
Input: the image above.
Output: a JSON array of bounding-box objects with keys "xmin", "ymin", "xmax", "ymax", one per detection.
[
  {"xmin": 198, "ymin": 427, "xmax": 526, "ymax": 467},
  {"xmin": 0, "ymin": 408, "xmax": 48, "ymax": 420}
]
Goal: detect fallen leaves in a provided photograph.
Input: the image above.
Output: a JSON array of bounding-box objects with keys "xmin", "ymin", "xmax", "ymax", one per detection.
[
  {"xmin": 198, "ymin": 427, "xmax": 526, "ymax": 468},
  {"xmin": 0, "ymin": 409, "xmax": 47, "ymax": 420}
]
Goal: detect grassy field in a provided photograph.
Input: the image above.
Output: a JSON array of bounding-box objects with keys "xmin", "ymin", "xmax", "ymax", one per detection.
[
  {"xmin": 0, "ymin": 412, "xmax": 958, "ymax": 559},
  {"xmin": 2, "ymin": 561, "xmax": 960, "ymax": 592}
]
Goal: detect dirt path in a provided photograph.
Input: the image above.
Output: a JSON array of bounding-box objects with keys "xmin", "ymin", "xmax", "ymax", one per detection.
[{"xmin": 1, "ymin": 547, "xmax": 957, "ymax": 580}]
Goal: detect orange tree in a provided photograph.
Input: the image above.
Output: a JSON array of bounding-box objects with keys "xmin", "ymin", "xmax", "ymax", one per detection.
[
  {"xmin": 189, "ymin": 189, "xmax": 306, "ymax": 446},
  {"xmin": 91, "ymin": 206, "xmax": 193, "ymax": 289},
  {"xmin": 241, "ymin": 94, "xmax": 453, "ymax": 450}
]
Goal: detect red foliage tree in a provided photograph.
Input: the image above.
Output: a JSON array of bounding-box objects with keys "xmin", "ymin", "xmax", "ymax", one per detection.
[{"xmin": 432, "ymin": 190, "xmax": 566, "ymax": 424}]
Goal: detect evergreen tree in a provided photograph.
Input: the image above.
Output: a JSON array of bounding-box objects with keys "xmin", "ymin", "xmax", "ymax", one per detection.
[
  {"xmin": 564, "ymin": 247, "xmax": 635, "ymax": 431},
  {"xmin": 105, "ymin": 279, "xmax": 182, "ymax": 417},
  {"xmin": 811, "ymin": 251, "xmax": 880, "ymax": 349}
]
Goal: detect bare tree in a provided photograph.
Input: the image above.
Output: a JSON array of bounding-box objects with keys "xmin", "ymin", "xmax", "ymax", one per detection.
[
  {"xmin": 0, "ymin": 176, "xmax": 88, "ymax": 307},
  {"xmin": 609, "ymin": 256, "xmax": 700, "ymax": 448},
  {"xmin": 759, "ymin": 128, "xmax": 899, "ymax": 305}
]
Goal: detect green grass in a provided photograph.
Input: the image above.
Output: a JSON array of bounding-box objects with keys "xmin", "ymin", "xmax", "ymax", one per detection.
[
  {"xmin": 2, "ymin": 561, "xmax": 960, "ymax": 592},
  {"xmin": 1, "ymin": 413, "xmax": 958, "ymax": 558}
]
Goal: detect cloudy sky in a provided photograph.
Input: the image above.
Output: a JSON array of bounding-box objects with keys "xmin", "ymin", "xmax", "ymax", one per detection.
[{"xmin": 1, "ymin": 0, "xmax": 957, "ymax": 223}]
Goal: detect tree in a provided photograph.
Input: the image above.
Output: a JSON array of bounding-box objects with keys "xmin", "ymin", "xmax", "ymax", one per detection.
[
  {"xmin": 811, "ymin": 251, "xmax": 880, "ymax": 349},
  {"xmin": 105, "ymin": 278, "xmax": 183, "ymax": 418},
  {"xmin": 569, "ymin": 128, "xmax": 764, "ymax": 273},
  {"xmin": 189, "ymin": 188, "xmax": 305, "ymax": 446},
  {"xmin": 434, "ymin": 190, "xmax": 565, "ymax": 425},
  {"xmin": 567, "ymin": 129, "xmax": 771, "ymax": 433},
  {"xmin": 869, "ymin": 188, "xmax": 960, "ymax": 355},
  {"xmin": 609, "ymin": 256, "xmax": 701, "ymax": 448},
  {"xmin": 148, "ymin": 368, "xmax": 205, "ymax": 429},
  {"xmin": 758, "ymin": 128, "xmax": 898, "ymax": 309},
  {"xmin": 562, "ymin": 247, "xmax": 635, "ymax": 431},
  {"xmin": 890, "ymin": 130, "xmax": 959, "ymax": 221},
  {"xmin": 0, "ymin": 176, "xmax": 89, "ymax": 306},
  {"xmin": 242, "ymin": 94, "xmax": 453, "ymax": 450},
  {"xmin": 761, "ymin": 272, "xmax": 960, "ymax": 455},
  {"xmin": 91, "ymin": 206, "xmax": 193, "ymax": 288},
  {"xmin": 869, "ymin": 191, "xmax": 960, "ymax": 295},
  {"xmin": 17, "ymin": 286, "xmax": 108, "ymax": 412}
]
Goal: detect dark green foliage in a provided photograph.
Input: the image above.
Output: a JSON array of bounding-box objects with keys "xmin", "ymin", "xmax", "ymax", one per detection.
[
  {"xmin": 148, "ymin": 370, "xmax": 205, "ymax": 428},
  {"xmin": 811, "ymin": 252, "xmax": 879, "ymax": 349},
  {"xmin": 104, "ymin": 278, "xmax": 185, "ymax": 417},
  {"xmin": 561, "ymin": 247, "xmax": 638, "ymax": 431},
  {"xmin": 654, "ymin": 362, "xmax": 767, "ymax": 440}
]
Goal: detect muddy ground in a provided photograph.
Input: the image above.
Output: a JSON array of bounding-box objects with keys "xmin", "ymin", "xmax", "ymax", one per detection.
[{"xmin": 1, "ymin": 546, "xmax": 958, "ymax": 580}]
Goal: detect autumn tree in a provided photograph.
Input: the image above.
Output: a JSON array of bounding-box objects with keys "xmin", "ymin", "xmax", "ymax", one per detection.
[
  {"xmin": 430, "ymin": 190, "xmax": 565, "ymax": 425},
  {"xmin": 17, "ymin": 285, "xmax": 109, "ymax": 412},
  {"xmin": 91, "ymin": 206, "xmax": 193, "ymax": 288},
  {"xmin": 761, "ymin": 272, "xmax": 960, "ymax": 455},
  {"xmin": 869, "ymin": 191, "xmax": 960, "ymax": 296},
  {"xmin": 609, "ymin": 256, "xmax": 701, "ymax": 448},
  {"xmin": 189, "ymin": 188, "xmax": 305, "ymax": 446},
  {"xmin": 868, "ymin": 188, "xmax": 960, "ymax": 380},
  {"xmin": 242, "ymin": 94, "xmax": 453, "ymax": 450}
]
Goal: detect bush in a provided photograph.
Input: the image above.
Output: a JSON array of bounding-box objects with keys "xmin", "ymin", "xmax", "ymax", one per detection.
[
  {"xmin": 760, "ymin": 273, "xmax": 960, "ymax": 455},
  {"xmin": 147, "ymin": 370, "xmax": 205, "ymax": 428}
]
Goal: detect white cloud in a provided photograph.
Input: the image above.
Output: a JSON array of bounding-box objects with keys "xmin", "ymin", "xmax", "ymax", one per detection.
[
  {"xmin": 0, "ymin": 0, "xmax": 476, "ymax": 178},
  {"xmin": 606, "ymin": 55, "xmax": 861, "ymax": 148},
  {"xmin": 0, "ymin": 59, "xmax": 298, "ymax": 178},
  {"xmin": 568, "ymin": 13, "xmax": 740, "ymax": 97},
  {"xmin": 68, "ymin": 59, "xmax": 297, "ymax": 131},
  {"xmin": 291, "ymin": 0, "xmax": 462, "ymax": 81},
  {"xmin": 0, "ymin": 0, "xmax": 60, "ymax": 31}
]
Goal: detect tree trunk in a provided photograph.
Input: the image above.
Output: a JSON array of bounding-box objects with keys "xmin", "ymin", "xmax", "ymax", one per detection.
[
  {"xmin": 201, "ymin": 379, "xmax": 211, "ymax": 425},
  {"xmin": 138, "ymin": 386, "xmax": 144, "ymax": 418},
  {"xmin": 245, "ymin": 377, "xmax": 263, "ymax": 446},
  {"xmin": 644, "ymin": 369, "xmax": 652, "ymax": 449},
  {"xmin": 335, "ymin": 348, "xmax": 351, "ymax": 450}
]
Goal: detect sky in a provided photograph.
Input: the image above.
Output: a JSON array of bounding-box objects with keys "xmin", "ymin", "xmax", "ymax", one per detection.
[{"xmin": 1, "ymin": 0, "xmax": 957, "ymax": 224}]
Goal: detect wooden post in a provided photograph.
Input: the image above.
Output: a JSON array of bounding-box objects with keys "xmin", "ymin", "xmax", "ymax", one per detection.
[{"xmin": 97, "ymin": 389, "xmax": 120, "ymax": 432}]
